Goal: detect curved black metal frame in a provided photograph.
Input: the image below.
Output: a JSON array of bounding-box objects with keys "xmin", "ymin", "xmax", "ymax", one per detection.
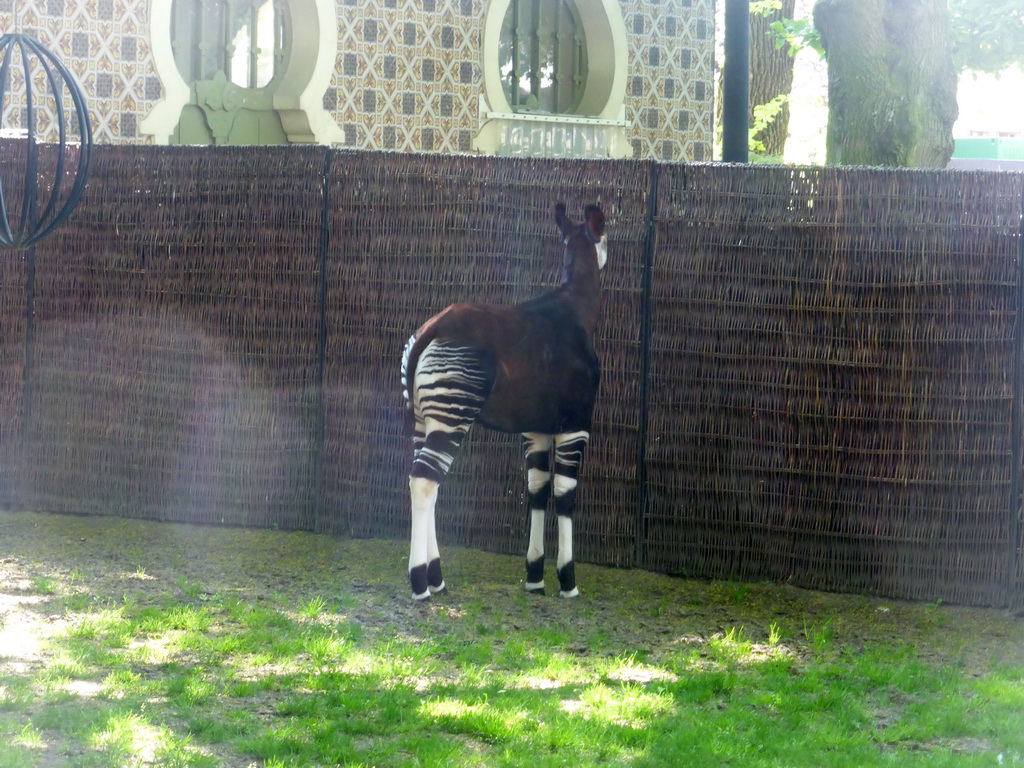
[{"xmin": 0, "ymin": 33, "xmax": 93, "ymax": 249}]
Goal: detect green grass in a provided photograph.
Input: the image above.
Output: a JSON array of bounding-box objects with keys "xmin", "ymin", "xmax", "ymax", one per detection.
[{"xmin": 1, "ymin": 510, "xmax": 1022, "ymax": 767}]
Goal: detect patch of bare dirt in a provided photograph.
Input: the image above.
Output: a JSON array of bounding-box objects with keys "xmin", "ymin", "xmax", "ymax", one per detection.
[{"xmin": 3, "ymin": 509, "xmax": 1022, "ymax": 674}]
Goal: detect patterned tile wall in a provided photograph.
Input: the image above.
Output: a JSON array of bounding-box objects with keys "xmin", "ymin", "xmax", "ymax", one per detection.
[
  {"xmin": 625, "ymin": 0, "xmax": 715, "ymax": 161},
  {"xmin": 1, "ymin": 0, "xmax": 713, "ymax": 160},
  {"xmin": 1, "ymin": 0, "xmax": 155, "ymax": 143},
  {"xmin": 330, "ymin": 0, "xmax": 483, "ymax": 154}
]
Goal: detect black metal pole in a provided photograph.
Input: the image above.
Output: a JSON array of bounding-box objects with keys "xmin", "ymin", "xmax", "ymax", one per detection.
[
  {"xmin": 635, "ymin": 161, "xmax": 660, "ymax": 569},
  {"xmin": 721, "ymin": 0, "xmax": 750, "ymax": 163},
  {"xmin": 1010, "ymin": 183, "xmax": 1024, "ymax": 609},
  {"xmin": 314, "ymin": 146, "xmax": 333, "ymax": 534},
  {"xmin": 22, "ymin": 242, "xmax": 36, "ymax": 454}
]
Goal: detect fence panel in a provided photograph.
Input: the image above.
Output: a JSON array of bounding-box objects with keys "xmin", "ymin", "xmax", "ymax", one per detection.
[
  {"xmin": 320, "ymin": 152, "xmax": 650, "ymax": 568},
  {"xmin": 646, "ymin": 165, "xmax": 1024, "ymax": 605},
  {"xmin": 0, "ymin": 250, "xmax": 26, "ymax": 509},
  {"xmin": 1, "ymin": 145, "xmax": 1021, "ymax": 607},
  {"xmin": 0, "ymin": 138, "xmax": 30, "ymax": 507},
  {"xmin": 15, "ymin": 146, "xmax": 325, "ymax": 529}
]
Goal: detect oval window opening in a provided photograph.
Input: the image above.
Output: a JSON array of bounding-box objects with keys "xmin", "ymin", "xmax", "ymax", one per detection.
[
  {"xmin": 171, "ymin": 0, "xmax": 286, "ymax": 90},
  {"xmin": 499, "ymin": 0, "xmax": 588, "ymax": 114}
]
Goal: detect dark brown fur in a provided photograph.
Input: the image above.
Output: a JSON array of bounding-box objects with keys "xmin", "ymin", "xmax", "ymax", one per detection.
[{"xmin": 404, "ymin": 204, "xmax": 605, "ymax": 436}]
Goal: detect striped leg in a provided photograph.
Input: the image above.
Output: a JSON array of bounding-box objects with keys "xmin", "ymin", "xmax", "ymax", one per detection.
[
  {"xmin": 523, "ymin": 432, "xmax": 553, "ymax": 594},
  {"xmin": 409, "ymin": 475, "xmax": 441, "ymax": 600},
  {"xmin": 553, "ymin": 430, "xmax": 589, "ymax": 598},
  {"xmin": 408, "ymin": 341, "xmax": 491, "ymax": 600}
]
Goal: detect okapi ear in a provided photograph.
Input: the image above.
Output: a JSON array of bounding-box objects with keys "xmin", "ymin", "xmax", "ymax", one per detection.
[
  {"xmin": 583, "ymin": 204, "xmax": 605, "ymax": 240},
  {"xmin": 554, "ymin": 203, "xmax": 574, "ymax": 238}
]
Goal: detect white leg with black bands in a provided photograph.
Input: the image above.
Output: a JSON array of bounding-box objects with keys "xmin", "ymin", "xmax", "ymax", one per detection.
[
  {"xmin": 425, "ymin": 500, "xmax": 445, "ymax": 595},
  {"xmin": 409, "ymin": 476, "xmax": 439, "ymax": 600},
  {"xmin": 557, "ymin": 515, "xmax": 578, "ymax": 598},
  {"xmin": 405, "ymin": 341, "xmax": 496, "ymax": 600},
  {"xmin": 527, "ymin": 508, "xmax": 545, "ymax": 563},
  {"xmin": 525, "ymin": 509, "xmax": 546, "ymax": 592},
  {"xmin": 552, "ymin": 430, "xmax": 588, "ymax": 598},
  {"xmin": 523, "ymin": 432, "xmax": 553, "ymax": 594}
]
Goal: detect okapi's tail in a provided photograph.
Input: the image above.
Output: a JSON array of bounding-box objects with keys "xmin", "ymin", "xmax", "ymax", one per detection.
[
  {"xmin": 401, "ymin": 333, "xmax": 419, "ymax": 437},
  {"xmin": 400, "ymin": 318, "xmax": 442, "ymax": 437}
]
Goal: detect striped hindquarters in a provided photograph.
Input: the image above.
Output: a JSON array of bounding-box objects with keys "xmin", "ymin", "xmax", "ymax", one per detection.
[{"xmin": 408, "ymin": 340, "xmax": 493, "ymax": 480}]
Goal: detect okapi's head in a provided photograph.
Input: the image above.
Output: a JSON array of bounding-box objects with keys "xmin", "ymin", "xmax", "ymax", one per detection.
[{"xmin": 555, "ymin": 203, "xmax": 608, "ymax": 281}]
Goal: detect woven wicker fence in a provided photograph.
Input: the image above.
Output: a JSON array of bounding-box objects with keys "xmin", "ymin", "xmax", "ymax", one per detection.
[
  {"xmin": 0, "ymin": 145, "xmax": 1021, "ymax": 608},
  {"xmin": 647, "ymin": 165, "xmax": 1023, "ymax": 608}
]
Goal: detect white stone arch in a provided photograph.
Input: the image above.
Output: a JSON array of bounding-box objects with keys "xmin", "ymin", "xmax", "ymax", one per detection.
[
  {"xmin": 140, "ymin": 0, "xmax": 343, "ymax": 145},
  {"xmin": 475, "ymin": 0, "xmax": 631, "ymax": 158},
  {"xmin": 481, "ymin": 0, "xmax": 628, "ymax": 119}
]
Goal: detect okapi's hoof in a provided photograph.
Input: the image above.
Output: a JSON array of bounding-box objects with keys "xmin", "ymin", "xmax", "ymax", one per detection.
[
  {"xmin": 427, "ymin": 560, "xmax": 444, "ymax": 593},
  {"xmin": 429, "ymin": 584, "xmax": 448, "ymax": 596},
  {"xmin": 410, "ymin": 563, "xmax": 430, "ymax": 601},
  {"xmin": 411, "ymin": 591, "xmax": 432, "ymax": 602},
  {"xmin": 525, "ymin": 583, "xmax": 546, "ymax": 596},
  {"xmin": 557, "ymin": 562, "xmax": 577, "ymax": 598}
]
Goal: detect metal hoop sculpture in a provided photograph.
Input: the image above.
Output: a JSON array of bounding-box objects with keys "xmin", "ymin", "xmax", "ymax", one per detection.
[{"xmin": 0, "ymin": 33, "xmax": 93, "ymax": 250}]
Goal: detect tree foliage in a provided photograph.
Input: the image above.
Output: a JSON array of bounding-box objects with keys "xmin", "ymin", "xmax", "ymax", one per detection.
[
  {"xmin": 775, "ymin": 1, "xmax": 1024, "ymax": 74},
  {"xmin": 949, "ymin": 0, "xmax": 1024, "ymax": 73},
  {"xmin": 754, "ymin": 0, "xmax": 1019, "ymax": 166},
  {"xmin": 749, "ymin": 0, "xmax": 798, "ymax": 158},
  {"xmin": 769, "ymin": 16, "xmax": 824, "ymax": 58}
]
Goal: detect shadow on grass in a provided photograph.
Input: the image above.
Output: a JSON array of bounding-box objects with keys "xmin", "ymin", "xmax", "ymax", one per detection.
[{"xmin": 2, "ymin": 510, "xmax": 1023, "ymax": 767}]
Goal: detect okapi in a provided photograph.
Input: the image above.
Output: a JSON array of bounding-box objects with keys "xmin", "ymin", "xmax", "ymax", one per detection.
[{"xmin": 401, "ymin": 203, "xmax": 607, "ymax": 600}]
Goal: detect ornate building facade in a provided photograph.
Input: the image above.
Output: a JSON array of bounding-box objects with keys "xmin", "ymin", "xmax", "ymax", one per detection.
[{"xmin": 1, "ymin": 0, "xmax": 713, "ymax": 161}]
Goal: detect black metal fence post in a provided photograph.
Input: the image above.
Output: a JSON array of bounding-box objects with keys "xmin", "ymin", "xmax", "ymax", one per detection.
[
  {"xmin": 721, "ymin": 0, "xmax": 750, "ymax": 163},
  {"xmin": 1011, "ymin": 185, "xmax": 1024, "ymax": 608},
  {"xmin": 634, "ymin": 161, "xmax": 661, "ymax": 568},
  {"xmin": 313, "ymin": 146, "xmax": 333, "ymax": 533},
  {"xmin": 21, "ymin": 243, "xmax": 36, "ymax": 466}
]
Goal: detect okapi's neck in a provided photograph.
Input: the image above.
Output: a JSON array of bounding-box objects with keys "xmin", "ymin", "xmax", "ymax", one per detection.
[{"xmin": 560, "ymin": 251, "xmax": 602, "ymax": 336}]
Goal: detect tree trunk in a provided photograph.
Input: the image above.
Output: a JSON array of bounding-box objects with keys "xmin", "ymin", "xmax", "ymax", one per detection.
[
  {"xmin": 813, "ymin": 0, "xmax": 958, "ymax": 167},
  {"xmin": 750, "ymin": 0, "xmax": 797, "ymax": 158}
]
